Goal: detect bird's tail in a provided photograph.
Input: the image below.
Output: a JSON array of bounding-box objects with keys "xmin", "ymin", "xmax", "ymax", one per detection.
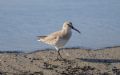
[{"xmin": 36, "ymin": 36, "xmax": 47, "ymax": 41}]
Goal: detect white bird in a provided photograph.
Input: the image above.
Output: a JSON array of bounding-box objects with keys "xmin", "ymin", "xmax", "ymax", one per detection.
[{"xmin": 37, "ymin": 21, "xmax": 80, "ymax": 60}]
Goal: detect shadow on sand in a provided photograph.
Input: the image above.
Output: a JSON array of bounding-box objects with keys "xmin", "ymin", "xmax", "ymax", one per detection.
[{"xmin": 78, "ymin": 58, "xmax": 120, "ymax": 63}]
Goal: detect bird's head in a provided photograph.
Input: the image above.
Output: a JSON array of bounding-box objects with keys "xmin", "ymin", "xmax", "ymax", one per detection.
[{"xmin": 63, "ymin": 21, "xmax": 80, "ymax": 33}]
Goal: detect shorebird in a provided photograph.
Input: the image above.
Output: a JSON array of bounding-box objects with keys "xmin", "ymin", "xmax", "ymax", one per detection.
[{"xmin": 37, "ymin": 21, "xmax": 80, "ymax": 60}]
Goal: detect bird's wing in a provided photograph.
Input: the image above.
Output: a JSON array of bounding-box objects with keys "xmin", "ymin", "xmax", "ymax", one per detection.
[
  {"xmin": 42, "ymin": 31, "xmax": 62, "ymax": 44},
  {"xmin": 37, "ymin": 36, "xmax": 47, "ymax": 41}
]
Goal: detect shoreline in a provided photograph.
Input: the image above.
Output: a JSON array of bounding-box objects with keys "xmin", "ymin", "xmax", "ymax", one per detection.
[
  {"xmin": 0, "ymin": 46, "xmax": 120, "ymax": 75},
  {"xmin": 0, "ymin": 45, "xmax": 120, "ymax": 54}
]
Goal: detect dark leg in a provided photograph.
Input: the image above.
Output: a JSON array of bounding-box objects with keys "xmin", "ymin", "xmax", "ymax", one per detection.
[
  {"xmin": 57, "ymin": 49, "xmax": 63, "ymax": 59},
  {"xmin": 56, "ymin": 49, "xmax": 68, "ymax": 61},
  {"xmin": 54, "ymin": 47, "xmax": 66, "ymax": 61}
]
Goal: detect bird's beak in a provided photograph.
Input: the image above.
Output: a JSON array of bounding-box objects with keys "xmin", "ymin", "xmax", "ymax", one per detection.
[{"xmin": 72, "ymin": 26, "xmax": 81, "ymax": 34}]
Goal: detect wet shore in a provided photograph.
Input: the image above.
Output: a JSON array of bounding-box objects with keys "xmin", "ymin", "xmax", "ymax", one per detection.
[{"xmin": 0, "ymin": 47, "xmax": 120, "ymax": 75}]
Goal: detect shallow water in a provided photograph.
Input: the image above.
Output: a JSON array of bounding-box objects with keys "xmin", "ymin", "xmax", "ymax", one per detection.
[{"xmin": 0, "ymin": 0, "xmax": 120, "ymax": 52}]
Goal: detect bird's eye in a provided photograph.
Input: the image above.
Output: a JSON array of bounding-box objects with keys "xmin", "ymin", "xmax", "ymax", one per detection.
[{"xmin": 68, "ymin": 24, "xmax": 73, "ymax": 28}]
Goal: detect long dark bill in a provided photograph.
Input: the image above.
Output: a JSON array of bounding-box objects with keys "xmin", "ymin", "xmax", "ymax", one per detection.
[{"xmin": 72, "ymin": 27, "xmax": 81, "ymax": 33}]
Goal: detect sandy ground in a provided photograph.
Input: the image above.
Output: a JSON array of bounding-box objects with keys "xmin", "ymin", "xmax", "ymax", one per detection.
[{"xmin": 0, "ymin": 47, "xmax": 120, "ymax": 75}]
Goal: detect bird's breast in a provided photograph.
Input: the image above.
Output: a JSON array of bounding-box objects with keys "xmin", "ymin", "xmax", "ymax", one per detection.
[{"xmin": 55, "ymin": 31, "xmax": 72, "ymax": 48}]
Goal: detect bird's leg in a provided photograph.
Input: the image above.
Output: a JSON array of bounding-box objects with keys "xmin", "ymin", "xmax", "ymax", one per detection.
[
  {"xmin": 57, "ymin": 49, "xmax": 63, "ymax": 60},
  {"xmin": 55, "ymin": 47, "xmax": 64, "ymax": 61}
]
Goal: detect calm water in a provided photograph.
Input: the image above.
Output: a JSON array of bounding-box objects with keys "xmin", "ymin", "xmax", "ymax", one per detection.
[{"xmin": 0, "ymin": 0, "xmax": 120, "ymax": 52}]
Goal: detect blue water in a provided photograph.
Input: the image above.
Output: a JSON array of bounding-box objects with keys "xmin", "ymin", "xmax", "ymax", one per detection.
[{"xmin": 0, "ymin": 0, "xmax": 120, "ymax": 52}]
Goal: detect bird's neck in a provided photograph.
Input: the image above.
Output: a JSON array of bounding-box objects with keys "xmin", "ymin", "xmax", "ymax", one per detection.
[{"xmin": 61, "ymin": 27, "xmax": 71, "ymax": 34}]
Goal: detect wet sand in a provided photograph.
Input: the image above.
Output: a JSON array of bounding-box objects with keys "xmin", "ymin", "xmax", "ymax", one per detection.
[{"xmin": 0, "ymin": 47, "xmax": 120, "ymax": 75}]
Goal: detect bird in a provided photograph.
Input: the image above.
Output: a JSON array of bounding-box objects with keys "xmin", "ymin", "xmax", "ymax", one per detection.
[{"xmin": 37, "ymin": 21, "xmax": 80, "ymax": 60}]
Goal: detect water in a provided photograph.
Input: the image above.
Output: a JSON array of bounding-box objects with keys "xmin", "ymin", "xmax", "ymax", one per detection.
[{"xmin": 0, "ymin": 0, "xmax": 120, "ymax": 52}]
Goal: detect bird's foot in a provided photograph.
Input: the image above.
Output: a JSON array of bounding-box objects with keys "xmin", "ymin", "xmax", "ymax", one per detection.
[{"xmin": 54, "ymin": 57, "xmax": 66, "ymax": 61}]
